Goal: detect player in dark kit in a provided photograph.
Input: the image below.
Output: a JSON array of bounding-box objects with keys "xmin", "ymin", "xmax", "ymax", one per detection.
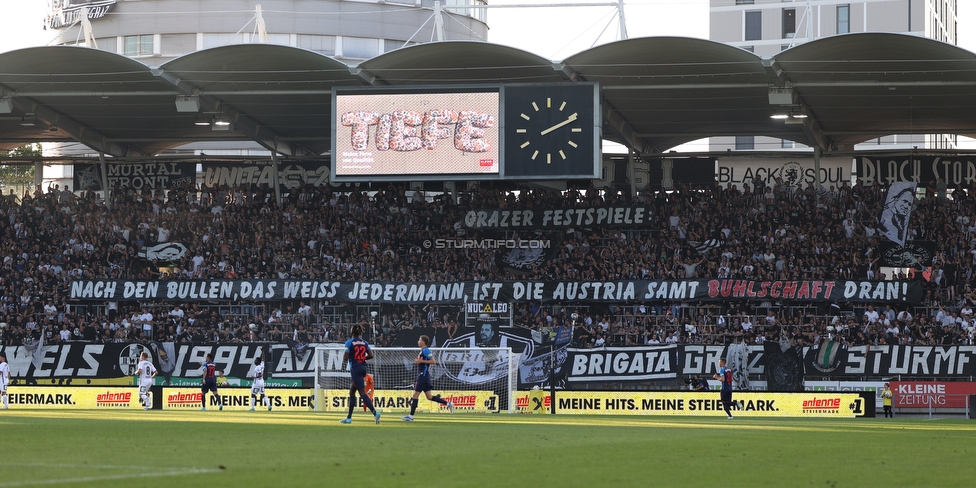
[
  {"xmin": 340, "ymin": 324, "xmax": 381, "ymax": 424},
  {"xmin": 402, "ymin": 335, "xmax": 454, "ymax": 421},
  {"xmin": 713, "ymin": 358, "xmax": 734, "ymax": 419},
  {"xmin": 201, "ymin": 353, "xmax": 223, "ymax": 411}
]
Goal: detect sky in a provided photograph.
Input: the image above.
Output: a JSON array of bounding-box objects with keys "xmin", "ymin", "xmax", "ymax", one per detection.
[
  {"xmin": 0, "ymin": 1, "xmax": 53, "ymax": 52},
  {"xmin": 484, "ymin": 0, "xmax": 709, "ymax": 60}
]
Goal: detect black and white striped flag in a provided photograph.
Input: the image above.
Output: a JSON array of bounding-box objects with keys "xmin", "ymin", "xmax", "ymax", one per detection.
[{"xmin": 688, "ymin": 239, "xmax": 722, "ymax": 255}]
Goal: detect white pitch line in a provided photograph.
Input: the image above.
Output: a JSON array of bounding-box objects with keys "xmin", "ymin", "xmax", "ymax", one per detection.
[
  {"xmin": 0, "ymin": 468, "xmax": 221, "ymax": 487},
  {"xmin": 0, "ymin": 463, "xmax": 137, "ymax": 470}
]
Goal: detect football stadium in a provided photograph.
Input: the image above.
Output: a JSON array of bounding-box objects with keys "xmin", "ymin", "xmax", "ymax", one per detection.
[{"xmin": 3, "ymin": 1, "xmax": 976, "ymax": 487}]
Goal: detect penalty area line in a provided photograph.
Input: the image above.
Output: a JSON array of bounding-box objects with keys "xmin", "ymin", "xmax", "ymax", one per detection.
[{"xmin": 0, "ymin": 468, "xmax": 222, "ymax": 487}]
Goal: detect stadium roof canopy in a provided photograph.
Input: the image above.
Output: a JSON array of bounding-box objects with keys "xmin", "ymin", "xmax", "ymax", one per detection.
[{"xmin": 1, "ymin": 32, "xmax": 976, "ymax": 159}]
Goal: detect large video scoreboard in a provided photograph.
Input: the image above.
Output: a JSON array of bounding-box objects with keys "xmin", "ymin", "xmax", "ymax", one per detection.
[{"xmin": 332, "ymin": 83, "xmax": 601, "ymax": 181}]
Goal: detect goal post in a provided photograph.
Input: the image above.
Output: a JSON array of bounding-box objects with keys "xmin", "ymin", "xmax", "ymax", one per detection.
[{"xmin": 314, "ymin": 346, "xmax": 519, "ymax": 414}]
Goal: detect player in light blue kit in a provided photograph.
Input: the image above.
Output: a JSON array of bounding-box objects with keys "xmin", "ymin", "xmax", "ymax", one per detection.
[
  {"xmin": 402, "ymin": 335, "xmax": 453, "ymax": 421},
  {"xmin": 340, "ymin": 324, "xmax": 380, "ymax": 424}
]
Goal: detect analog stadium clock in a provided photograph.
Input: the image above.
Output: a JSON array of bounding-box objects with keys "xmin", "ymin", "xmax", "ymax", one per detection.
[{"xmin": 502, "ymin": 83, "xmax": 600, "ymax": 178}]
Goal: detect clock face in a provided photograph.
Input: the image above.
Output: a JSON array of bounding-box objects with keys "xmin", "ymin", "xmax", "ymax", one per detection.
[
  {"xmin": 503, "ymin": 83, "xmax": 599, "ymax": 178},
  {"xmin": 514, "ymin": 96, "xmax": 584, "ymax": 165}
]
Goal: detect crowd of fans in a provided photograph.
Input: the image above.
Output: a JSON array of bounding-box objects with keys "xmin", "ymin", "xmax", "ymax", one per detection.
[{"xmin": 2, "ymin": 174, "xmax": 976, "ymax": 350}]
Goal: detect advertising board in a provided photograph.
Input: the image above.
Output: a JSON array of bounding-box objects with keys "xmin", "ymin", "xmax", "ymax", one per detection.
[
  {"xmin": 514, "ymin": 391, "xmax": 867, "ymax": 417},
  {"xmin": 5, "ymin": 387, "xmax": 141, "ymax": 409}
]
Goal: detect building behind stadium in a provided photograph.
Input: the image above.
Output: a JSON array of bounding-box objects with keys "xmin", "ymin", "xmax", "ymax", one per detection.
[
  {"xmin": 709, "ymin": 0, "xmax": 958, "ymax": 153},
  {"xmin": 41, "ymin": 0, "xmax": 489, "ymax": 167}
]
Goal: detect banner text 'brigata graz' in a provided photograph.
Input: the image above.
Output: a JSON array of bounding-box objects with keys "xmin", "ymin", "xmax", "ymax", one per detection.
[{"xmin": 69, "ymin": 279, "xmax": 922, "ymax": 304}]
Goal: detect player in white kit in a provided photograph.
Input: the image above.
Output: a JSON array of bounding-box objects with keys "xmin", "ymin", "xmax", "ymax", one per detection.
[
  {"xmin": 250, "ymin": 356, "xmax": 271, "ymax": 411},
  {"xmin": 0, "ymin": 352, "xmax": 10, "ymax": 409},
  {"xmin": 135, "ymin": 352, "xmax": 157, "ymax": 410}
]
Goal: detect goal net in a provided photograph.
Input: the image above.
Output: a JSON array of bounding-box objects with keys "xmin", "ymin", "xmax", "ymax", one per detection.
[{"xmin": 314, "ymin": 346, "xmax": 519, "ymax": 414}]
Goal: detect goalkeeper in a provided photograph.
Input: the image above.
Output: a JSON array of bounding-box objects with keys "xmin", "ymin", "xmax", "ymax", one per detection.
[{"xmin": 402, "ymin": 335, "xmax": 454, "ymax": 421}]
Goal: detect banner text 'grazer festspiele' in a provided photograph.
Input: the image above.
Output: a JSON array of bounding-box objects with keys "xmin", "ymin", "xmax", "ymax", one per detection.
[
  {"xmin": 68, "ymin": 279, "xmax": 923, "ymax": 304},
  {"xmin": 462, "ymin": 206, "xmax": 655, "ymax": 229}
]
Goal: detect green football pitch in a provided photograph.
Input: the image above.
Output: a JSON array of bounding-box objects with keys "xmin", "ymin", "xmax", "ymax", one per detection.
[{"xmin": 0, "ymin": 410, "xmax": 974, "ymax": 487}]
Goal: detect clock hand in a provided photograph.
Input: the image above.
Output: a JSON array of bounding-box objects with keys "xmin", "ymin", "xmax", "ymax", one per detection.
[{"xmin": 539, "ymin": 112, "xmax": 578, "ymax": 136}]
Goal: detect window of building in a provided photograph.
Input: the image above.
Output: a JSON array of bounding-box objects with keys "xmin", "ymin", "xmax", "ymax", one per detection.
[
  {"xmin": 735, "ymin": 0, "xmax": 755, "ymax": 4},
  {"xmin": 96, "ymin": 38, "xmax": 116, "ymax": 53},
  {"xmin": 837, "ymin": 5, "xmax": 850, "ymax": 34},
  {"xmin": 735, "ymin": 136, "xmax": 755, "ymax": 150},
  {"xmin": 202, "ymin": 33, "xmax": 245, "ymax": 49},
  {"xmin": 782, "ymin": 8, "xmax": 796, "ymax": 38},
  {"xmin": 123, "ymin": 34, "xmax": 154, "ymax": 56},
  {"xmin": 202, "ymin": 33, "xmax": 291, "ymax": 49},
  {"xmin": 266, "ymin": 34, "xmax": 292, "ymax": 46},
  {"xmin": 384, "ymin": 39, "xmax": 409, "ymax": 53},
  {"xmin": 781, "ymin": 139, "xmax": 794, "ymax": 149},
  {"xmin": 341, "ymin": 36, "xmax": 380, "ymax": 59},
  {"xmin": 161, "ymin": 34, "xmax": 195, "ymax": 57},
  {"xmin": 745, "ymin": 11, "xmax": 761, "ymax": 41},
  {"xmin": 297, "ymin": 35, "xmax": 335, "ymax": 56},
  {"xmin": 741, "ymin": 45, "xmax": 754, "ymax": 53}
]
